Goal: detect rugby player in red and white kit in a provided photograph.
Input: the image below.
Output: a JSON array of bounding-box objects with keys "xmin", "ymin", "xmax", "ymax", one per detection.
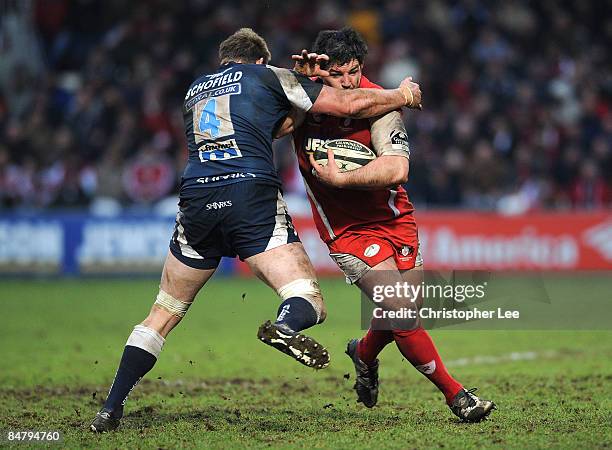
[{"xmin": 278, "ymin": 28, "xmax": 495, "ymax": 422}]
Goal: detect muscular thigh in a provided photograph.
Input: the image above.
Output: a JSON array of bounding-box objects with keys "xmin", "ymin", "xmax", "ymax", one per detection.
[
  {"xmin": 357, "ymin": 256, "xmax": 407, "ymax": 305},
  {"xmin": 356, "ymin": 256, "xmax": 423, "ymax": 329},
  {"xmin": 359, "ymin": 257, "xmax": 424, "ymax": 298},
  {"xmin": 245, "ymin": 242, "xmax": 317, "ymax": 291},
  {"xmin": 160, "ymin": 251, "xmax": 216, "ymax": 302},
  {"xmin": 143, "ymin": 251, "xmax": 216, "ymax": 337},
  {"xmin": 400, "ymin": 263, "xmax": 424, "ymax": 309}
]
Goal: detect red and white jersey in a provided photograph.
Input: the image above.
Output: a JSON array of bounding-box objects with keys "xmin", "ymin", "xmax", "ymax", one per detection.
[{"xmin": 292, "ymin": 76, "xmax": 416, "ymax": 244}]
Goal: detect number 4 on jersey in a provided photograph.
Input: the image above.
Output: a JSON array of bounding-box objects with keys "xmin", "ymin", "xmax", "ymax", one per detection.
[
  {"xmin": 194, "ymin": 95, "xmax": 242, "ymax": 162},
  {"xmin": 198, "ymin": 98, "xmax": 221, "ymax": 138}
]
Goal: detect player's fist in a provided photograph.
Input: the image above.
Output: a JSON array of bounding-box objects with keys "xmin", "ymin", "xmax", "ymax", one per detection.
[
  {"xmin": 309, "ymin": 148, "xmax": 346, "ymax": 187},
  {"xmin": 399, "ymin": 77, "xmax": 422, "ymax": 110},
  {"xmin": 292, "ymin": 49, "xmax": 330, "ymax": 78}
]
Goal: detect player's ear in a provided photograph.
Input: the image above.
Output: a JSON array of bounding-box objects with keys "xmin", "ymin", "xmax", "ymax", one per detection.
[{"xmin": 255, "ymin": 57, "xmax": 265, "ymax": 65}]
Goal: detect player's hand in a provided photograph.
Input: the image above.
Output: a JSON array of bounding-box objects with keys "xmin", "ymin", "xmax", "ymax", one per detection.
[
  {"xmin": 309, "ymin": 148, "xmax": 346, "ymax": 187},
  {"xmin": 292, "ymin": 49, "xmax": 330, "ymax": 77},
  {"xmin": 399, "ymin": 77, "xmax": 422, "ymax": 110}
]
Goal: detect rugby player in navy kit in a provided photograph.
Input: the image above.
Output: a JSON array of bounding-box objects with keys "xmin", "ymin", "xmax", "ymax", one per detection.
[{"xmin": 91, "ymin": 28, "xmax": 422, "ymax": 432}]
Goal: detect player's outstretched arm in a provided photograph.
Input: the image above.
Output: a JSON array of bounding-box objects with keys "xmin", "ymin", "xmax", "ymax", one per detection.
[{"xmin": 311, "ymin": 77, "xmax": 422, "ymax": 119}]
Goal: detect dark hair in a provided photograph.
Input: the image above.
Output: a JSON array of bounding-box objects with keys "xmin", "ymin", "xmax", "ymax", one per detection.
[
  {"xmin": 219, "ymin": 28, "xmax": 271, "ymax": 65},
  {"xmin": 313, "ymin": 27, "xmax": 368, "ymax": 68}
]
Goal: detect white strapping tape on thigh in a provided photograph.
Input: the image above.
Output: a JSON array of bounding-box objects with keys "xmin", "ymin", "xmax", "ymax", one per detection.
[
  {"xmin": 415, "ymin": 248, "xmax": 424, "ymax": 267},
  {"xmin": 154, "ymin": 289, "xmax": 191, "ymax": 318},
  {"xmin": 126, "ymin": 324, "xmax": 165, "ymax": 358},
  {"xmin": 277, "ymin": 279, "xmax": 323, "ymax": 322},
  {"xmin": 329, "ymin": 252, "xmax": 372, "ymax": 285}
]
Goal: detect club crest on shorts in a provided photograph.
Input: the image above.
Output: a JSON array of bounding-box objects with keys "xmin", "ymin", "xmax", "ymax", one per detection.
[
  {"xmin": 364, "ymin": 244, "xmax": 380, "ymax": 258},
  {"xmin": 401, "ymin": 245, "xmax": 413, "ymax": 257}
]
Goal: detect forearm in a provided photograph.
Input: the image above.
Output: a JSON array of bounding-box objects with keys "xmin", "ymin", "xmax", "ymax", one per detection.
[
  {"xmin": 344, "ymin": 88, "xmax": 407, "ymax": 119},
  {"xmin": 275, "ymin": 119, "xmax": 293, "ymax": 139},
  {"xmin": 274, "ymin": 108, "xmax": 305, "ymax": 139},
  {"xmin": 337, "ymin": 156, "xmax": 408, "ymax": 190},
  {"xmin": 312, "ymin": 85, "xmax": 409, "ymax": 119}
]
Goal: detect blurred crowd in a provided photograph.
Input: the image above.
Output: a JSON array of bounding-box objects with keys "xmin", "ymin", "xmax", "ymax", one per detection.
[{"xmin": 1, "ymin": 0, "xmax": 610, "ymax": 213}]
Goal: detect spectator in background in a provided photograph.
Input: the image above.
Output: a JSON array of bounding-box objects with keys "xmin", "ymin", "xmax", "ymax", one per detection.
[
  {"xmin": 122, "ymin": 145, "xmax": 175, "ymax": 204},
  {"xmin": 571, "ymin": 159, "xmax": 609, "ymax": 209},
  {"xmin": 0, "ymin": 0, "xmax": 610, "ymax": 212}
]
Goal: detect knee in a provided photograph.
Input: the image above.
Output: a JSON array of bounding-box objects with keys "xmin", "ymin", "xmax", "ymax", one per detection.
[
  {"xmin": 383, "ymin": 297, "xmax": 419, "ymax": 331},
  {"xmin": 317, "ymin": 300, "xmax": 327, "ymax": 323},
  {"xmin": 154, "ymin": 289, "xmax": 192, "ymax": 318},
  {"xmin": 143, "ymin": 289, "xmax": 193, "ymax": 337},
  {"xmin": 277, "ymin": 278, "xmax": 326, "ymax": 324}
]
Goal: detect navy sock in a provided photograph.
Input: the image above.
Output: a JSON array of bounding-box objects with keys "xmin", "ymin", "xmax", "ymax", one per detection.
[
  {"xmin": 103, "ymin": 346, "xmax": 157, "ymax": 416},
  {"xmin": 275, "ymin": 297, "xmax": 318, "ymax": 333}
]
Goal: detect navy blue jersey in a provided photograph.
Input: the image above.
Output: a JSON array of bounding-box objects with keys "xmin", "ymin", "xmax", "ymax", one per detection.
[{"xmin": 181, "ymin": 62, "xmax": 323, "ymax": 191}]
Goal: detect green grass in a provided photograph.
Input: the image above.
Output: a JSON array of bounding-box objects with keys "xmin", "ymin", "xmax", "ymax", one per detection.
[{"xmin": 1, "ymin": 277, "xmax": 611, "ymax": 449}]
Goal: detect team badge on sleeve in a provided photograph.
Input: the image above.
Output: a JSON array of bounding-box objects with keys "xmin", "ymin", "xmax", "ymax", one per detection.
[{"xmin": 390, "ymin": 130, "xmax": 410, "ymax": 154}]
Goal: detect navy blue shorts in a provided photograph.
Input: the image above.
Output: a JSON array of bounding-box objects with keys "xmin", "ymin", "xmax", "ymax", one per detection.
[{"xmin": 169, "ymin": 180, "xmax": 300, "ymax": 269}]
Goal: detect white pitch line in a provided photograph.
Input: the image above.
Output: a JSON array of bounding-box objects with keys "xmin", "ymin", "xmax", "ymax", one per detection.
[{"xmin": 445, "ymin": 350, "xmax": 557, "ymax": 367}]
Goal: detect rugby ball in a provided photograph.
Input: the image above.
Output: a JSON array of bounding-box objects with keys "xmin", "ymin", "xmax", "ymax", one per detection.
[{"xmin": 313, "ymin": 139, "xmax": 376, "ymax": 172}]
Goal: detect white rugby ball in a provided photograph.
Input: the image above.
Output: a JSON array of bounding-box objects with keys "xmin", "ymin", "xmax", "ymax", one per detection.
[{"xmin": 313, "ymin": 139, "xmax": 376, "ymax": 172}]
